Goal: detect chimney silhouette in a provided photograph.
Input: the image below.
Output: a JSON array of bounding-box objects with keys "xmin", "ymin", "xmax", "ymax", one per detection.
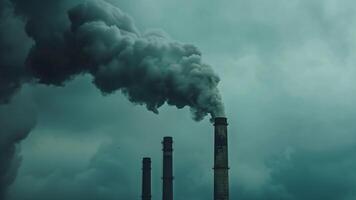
[
  {"xmin": 142, "ymin": 157, "xmax": 152, "ymax": 200},
  {"xmin": 162, "ymin": 136, "xmax": 173, "ymax": 200},
  {"xmin": 214, "ymin": 117, "xmax": 229, "ymax": 200}
]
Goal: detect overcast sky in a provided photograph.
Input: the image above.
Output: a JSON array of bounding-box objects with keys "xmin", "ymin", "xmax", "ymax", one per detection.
[{"xmin": 1, "ymin": 0, "xmax": 356, "ymax": 200}]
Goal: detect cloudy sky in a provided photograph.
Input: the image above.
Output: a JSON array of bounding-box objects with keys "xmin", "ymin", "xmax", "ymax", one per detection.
[{"xmin": 1, "ymin": 0, "xmax": 356, "ymax": 200}]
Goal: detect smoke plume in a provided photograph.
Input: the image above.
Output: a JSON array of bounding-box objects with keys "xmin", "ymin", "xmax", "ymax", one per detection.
[
  {"xmin": 5, "ymin": 0, "xmax": 225, "ymax": 120},
  {"xmin": 0, "ymin": 0, "xmax": 224, "ymax": 196}
]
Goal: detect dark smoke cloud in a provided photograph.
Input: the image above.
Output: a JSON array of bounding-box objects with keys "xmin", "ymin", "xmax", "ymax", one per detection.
[
  {"xmin": 0, "ymin": 0, "xmax": 31, "ymax": 103},
  {"xmin": 0, "ymin": 2, "xmax": 35, "ymax": 197},
  {"xmin": 0, "ymin": 0, "xmax": 224, "ymax": 197},
  {"xmin": 0, "ymin": 97, "xmax": 36, "ymax": 199},
  {"xmin": 3, "ymin": 0, "xmax": 224, "ymax": 120}
]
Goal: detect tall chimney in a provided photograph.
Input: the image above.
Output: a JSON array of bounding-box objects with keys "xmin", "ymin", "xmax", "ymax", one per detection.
[
  {"xmin": 214, "ymin": 117, "xmax": 229, "ymax": 200},
  {"xmin": 142, "ymin": 157, "xmax": 152, "ymax": 200},
  {"xmin": 162, "ymin": 136, "xmax": 173, "ymax": 200}
]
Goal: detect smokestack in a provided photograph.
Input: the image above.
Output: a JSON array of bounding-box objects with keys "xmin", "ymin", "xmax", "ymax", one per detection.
[
  {"xmin": 214, "ymin": 117, "xmax": 229, "ymax": 200},
  {"xmin": 142, "ymin": 157, "xmax": 151, "ymax": 200},
  {"xmin": 162, "ymin": 136, "xmax": 173, "ymax": 200}
]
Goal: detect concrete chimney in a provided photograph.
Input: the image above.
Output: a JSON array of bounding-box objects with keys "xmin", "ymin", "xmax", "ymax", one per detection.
[
  {"xmin": 214, "ymin": 117, "xmax": 229, "ymax": 200},
  {"xmin": 162, "ymin": 136, "xmax": 173, "ymax": 200},
  {"xmin": 142, "ymin": 157, "xmax": 152, "ymax": 200}
]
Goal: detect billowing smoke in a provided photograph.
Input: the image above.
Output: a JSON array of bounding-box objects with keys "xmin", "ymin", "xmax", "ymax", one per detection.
[
  {"xmin": 0, "ymin": 0, "xmax": 224, "ymax": 196},
  {"xmin": 4, "ymin": 0, "xmax": 225, "ymax": 120},
  {"xmin": 40, "ymin": 0, "xmax": 224, "ymax": 119}
]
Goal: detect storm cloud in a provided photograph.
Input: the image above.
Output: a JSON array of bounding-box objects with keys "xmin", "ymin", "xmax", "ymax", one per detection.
[{"xmin": 0, "ymin": 95, "xmax": 36, "ymax": 199}]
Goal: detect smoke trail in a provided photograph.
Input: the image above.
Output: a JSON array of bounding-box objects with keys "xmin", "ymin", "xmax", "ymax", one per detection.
[
  {"xmin": 22, "ymin": 0, "xmax": 225, "ymax": 120},
  {"xmin": 0, "ymin": 0, "xmax": 224, "ymax": 196}
]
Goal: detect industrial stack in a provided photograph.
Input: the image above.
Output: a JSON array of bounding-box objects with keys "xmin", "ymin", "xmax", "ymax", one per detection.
[
  {"xmin": 140, "ymin": 117, "xmax": 229, "ymax": 200},
  {"xmin": 141, "ymin": 157, "xmax": 151, "ymax": 200},
  {"xmin": 162, "ymin": 137, "xmax": 174, "ymax": 200},
  {"xmin": 141, "ymin": 137, "xmax": 174, "ymax": 200},
  {"xmin": 214, "ymin": 117, "xmax": 229, "ymax": 200}
]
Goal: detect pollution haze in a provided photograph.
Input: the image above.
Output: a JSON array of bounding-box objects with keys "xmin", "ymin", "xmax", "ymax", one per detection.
[{"xmin": 1, "ymin": 0, "xmax": 356, "ymax": 200}]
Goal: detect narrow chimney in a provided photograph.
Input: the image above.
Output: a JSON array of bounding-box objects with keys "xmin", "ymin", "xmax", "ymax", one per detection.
[
  {"xmin": 214, "ymin": 117, "xmax": 229, "ymax": 200},
  {"xmin": 142, "ymin": 157, "xmax": 151, "ymax": 200},
  {"xmin": 162, "ymin": 136, "xmax": 173, "ymax": 200}
]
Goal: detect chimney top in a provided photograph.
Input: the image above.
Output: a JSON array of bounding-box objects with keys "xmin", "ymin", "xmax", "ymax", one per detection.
[
  {"xmin": 162, "ymin": 137, "xmax": 173, "ymax": 151},
  {"xmin": 214, "ymin": 117, "xmax": 228, "ymax": 126},
  {"xmin": 163, "ymin": 136, "xmax": 173, "ymax": 142},
  {"xmin": 142, "ymin": 157, "xmax": 151, "ymax": 170}
]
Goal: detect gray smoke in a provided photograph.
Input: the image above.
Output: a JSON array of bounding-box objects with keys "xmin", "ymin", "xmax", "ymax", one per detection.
[
  {"xmin": 33, "ymin": 0, "xmax": 225, "ymax": 120},
  {"xmin": 9, "ymin": 0, "xmax": 224, "ymax": 120},
  {"xmin": 0, "ymin": 0, "xmax": 224, "ymax": 196}
]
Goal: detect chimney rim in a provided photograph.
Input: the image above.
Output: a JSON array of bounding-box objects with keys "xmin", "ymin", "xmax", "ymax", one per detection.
[
  {"xmin": 214, "ymin": 117, "xmax": 228, "ymax": 126},
  {"xmin": 142, "ymin": 157, "xmax": 151, "ymax": 164},
  {"xmin": 163, "ymin": 136, "xmax": 173, "ymax": 141}
]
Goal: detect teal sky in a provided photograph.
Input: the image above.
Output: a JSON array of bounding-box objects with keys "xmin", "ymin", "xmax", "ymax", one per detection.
[{"xmin": 2, "ymin": 0, "xmax": 356, "ymax": 199}]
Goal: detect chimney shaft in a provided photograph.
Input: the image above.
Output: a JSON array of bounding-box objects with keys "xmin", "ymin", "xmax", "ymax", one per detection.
[
  {"xmin": 162, "ymin": 137, "xmax": 173, "ymax": 200},
  {"xmin": 142, "ymin": 157, "xmax": 152, "ymax": 200},
  {"xmin": 214, "ymin": 117, "xmax": 229, "ymax": 200}
]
